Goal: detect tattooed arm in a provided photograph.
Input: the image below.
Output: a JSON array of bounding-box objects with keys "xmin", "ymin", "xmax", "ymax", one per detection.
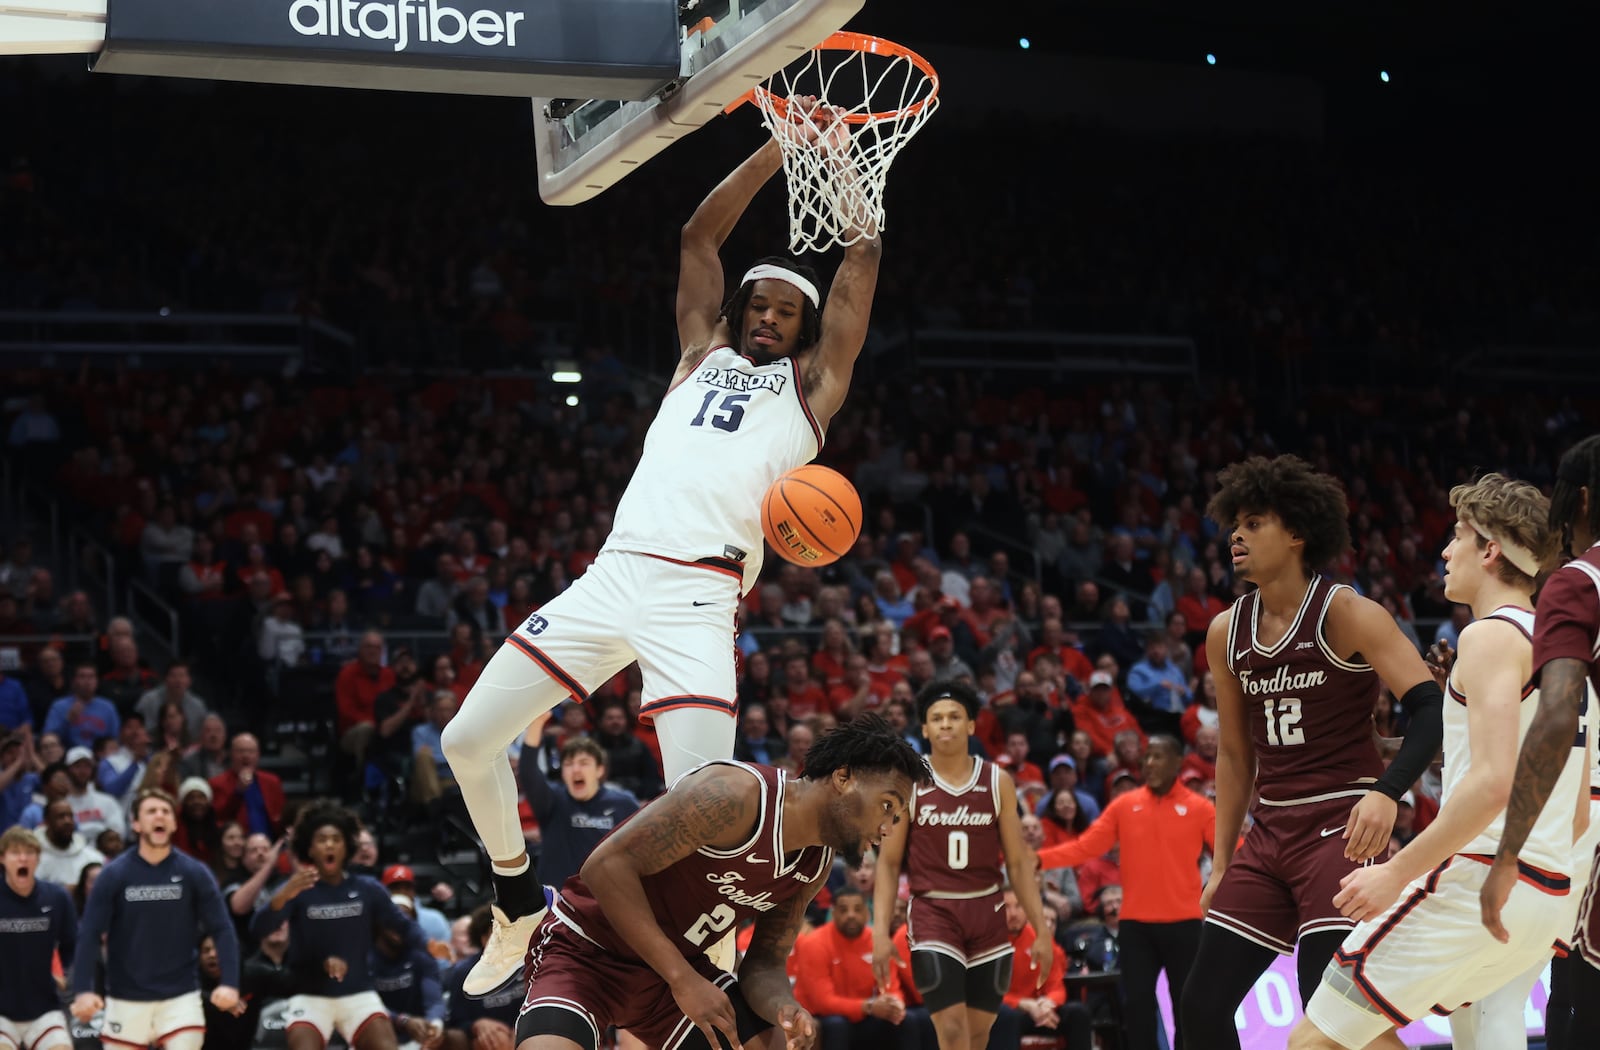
[
  {"xmin": 580, "ymin": 764, "xmax": 758, "ymax": 988},
  {"xmin": 1481, "ymin": 657, "xmax": 1588, "ymax": 940},
  {"xmin": 740, "ymin": 883, "xmax": 825, "ymax": 1050}
]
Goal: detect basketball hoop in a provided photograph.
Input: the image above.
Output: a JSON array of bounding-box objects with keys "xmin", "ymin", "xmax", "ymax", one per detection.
[{"xmin": 748, "ymin": 31, "xmax": 940, "ymax": 254}]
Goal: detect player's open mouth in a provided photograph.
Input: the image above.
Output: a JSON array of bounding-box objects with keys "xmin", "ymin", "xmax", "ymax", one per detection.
[
  {"xmin": 1231, "ymin": 545, "xmax": 1248, "ymax": 563},
  {"xmin": 15, "ymin": 866, "xmax": 29, "ymax": 879}
]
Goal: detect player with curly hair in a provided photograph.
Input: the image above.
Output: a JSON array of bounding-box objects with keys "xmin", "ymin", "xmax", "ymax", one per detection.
[
  {"xmin": 1178, "ymin": 455, "xmax": 1443, "ymax": 1049},
  {"xmin": 252, "ymin": 800, "xmax": 424, "ymax": 1050},
  {"xmin": 516, "ymin": 714, "xmax": 926, "ymax": 1050}
]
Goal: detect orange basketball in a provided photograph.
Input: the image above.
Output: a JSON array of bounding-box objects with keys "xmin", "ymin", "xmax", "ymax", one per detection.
[{"xmin": 761, "ymin": 464, "xmax": 862, "ymax": 567}]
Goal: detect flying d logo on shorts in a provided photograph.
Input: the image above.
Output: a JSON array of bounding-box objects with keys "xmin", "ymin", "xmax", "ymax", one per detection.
[{"xmin": 524, "ymin": 613, "xmax": 549, "ymax": 636}]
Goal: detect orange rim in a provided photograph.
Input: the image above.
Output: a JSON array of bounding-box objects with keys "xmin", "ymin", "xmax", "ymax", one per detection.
[{"xmin": 737, "ymin": 32, "xmax": 941, "ymax": 124}]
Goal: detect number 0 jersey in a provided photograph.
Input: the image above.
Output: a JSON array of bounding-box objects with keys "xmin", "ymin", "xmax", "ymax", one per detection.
[
  {"xmin": 603, "ymin": 346, "xmax": 824, "ymax": 593},
  {"xmin": 550, "ymin": 761, "xmax": 832, "ymax": 961},
  {"xmin": 1225, "ymin": 577, "xmax": 1385, "ymax": 807},
  {"xmin": 904, "ymin": 758, "xmax": 1005, "ymax": 898}
]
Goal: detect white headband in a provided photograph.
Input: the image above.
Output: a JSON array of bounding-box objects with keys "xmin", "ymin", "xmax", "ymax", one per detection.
[
  {"xmin": 1465, "ymin": 518, "xmax": 1543, "ymax": 577},
  {"xmin": 741, "ymin": 264, "xmax": 820, "ymax": 309}
]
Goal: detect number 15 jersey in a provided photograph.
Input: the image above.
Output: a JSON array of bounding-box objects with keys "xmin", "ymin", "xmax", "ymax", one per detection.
[
  {"xmin": 1225, "ymin": 576, "xmax": 1384, "ymax": 807},
  {"xmin": 603, "ymin": 347, "xmax": 824, "ymax": 594}
]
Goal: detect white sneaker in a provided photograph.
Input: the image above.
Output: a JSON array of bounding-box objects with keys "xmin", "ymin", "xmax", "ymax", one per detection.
[{"xmin": 463, "ymin": 903, "xmax": 547, "ymax": 998}]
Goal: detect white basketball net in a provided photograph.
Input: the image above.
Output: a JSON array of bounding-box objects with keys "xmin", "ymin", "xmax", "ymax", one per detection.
[{"xmin": 752, "ymin": 34, "xmax": 940, "ymax": 254}]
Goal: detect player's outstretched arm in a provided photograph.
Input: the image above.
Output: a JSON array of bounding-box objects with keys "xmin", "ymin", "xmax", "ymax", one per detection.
[
  {"xmin": 677, "ymin": 140, "xmax": 785, "ymax": 362},
  {"xmin": 1325, "ymin": 589, "xmax": 1442, "ymax": 860},
  {"xmin": 1333, "ymin": 619, "xmax": 1523, "ymax": 922},
  {"xmin": 870, "ymin": 804, "xmax": 910, "ymax": 987},
  {"xmin": 740, "ymin": 886, "xmax": 824, "ymax": 1050},
  {"xmin": 1202, "ymin": 609, "xmax": 1255, "ymax": 913},
  {"xmin": 997, "ymin": 767, "xmax": 1055, "ymax": 986},
  {"xmin": 581, "ymin": 764, "xmax": 760, "ymax": 982}
]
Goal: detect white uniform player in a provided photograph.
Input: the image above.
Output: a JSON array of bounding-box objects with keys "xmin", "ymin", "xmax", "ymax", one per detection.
[
  {"xmin": 1301, "ymin": 606, "xmax": 1586, "ymax": 1047},
  {"xmin": 1291, "ymin": 476, "xmax": 1580, "ymax": 1050},
  {"xmin": 442, "ymin": 105, "xmax": 883, "ymax": 997}
]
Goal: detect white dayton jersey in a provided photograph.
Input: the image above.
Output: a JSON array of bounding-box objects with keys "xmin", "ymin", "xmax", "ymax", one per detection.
[
  {"xmin": 1443, "ymin": 605, "xmax": 1588, "ymax": 875},
  {"xmin": 602, "ymin": 346, "xmax": 823, "ymax": 593}
]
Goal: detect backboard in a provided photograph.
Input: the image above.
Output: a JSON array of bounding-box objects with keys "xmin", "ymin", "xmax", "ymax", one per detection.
[{"xmin": 531, "ymin": 0, "xmax": 864, "ymax": 206}]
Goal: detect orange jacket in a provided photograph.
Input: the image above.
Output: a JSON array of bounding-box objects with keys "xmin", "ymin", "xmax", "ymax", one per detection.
[
  {"xmin": 1003, "ymin": 924, "xmax": 1067, "ymax": 1008},
  {"xmin": 792, "ymin": 923, "xmax": 906, "ymax": 1021},
  {"xmin": 1037, "ymin": 782, "xmax": 1214, "ymax": 923}
]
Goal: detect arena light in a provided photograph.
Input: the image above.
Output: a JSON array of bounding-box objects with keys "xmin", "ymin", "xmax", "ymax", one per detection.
[
  {"xmin": 551, "ymin": 361, "xmax": 582, "ymax": 383},
  {"xmin": 1018, "ymin": 37, "xmax": 1029, "ymax": 50},
  {"xmin": 565, "ymin": 394, "xmax": 580, "ymax": 407},
  {"xmin": 1205, "ymin": 53, "xmax": 1216, "ymax": 66},
  {"xmin": 1380, "ymin": 70, "xmax": 1390, "ymax": 83}
]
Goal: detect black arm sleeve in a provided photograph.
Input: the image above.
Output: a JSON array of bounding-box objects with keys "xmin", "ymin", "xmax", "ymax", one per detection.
[{"xmin": 1373, "ymin": 680, "xmax": 1444, "ymax": 799}]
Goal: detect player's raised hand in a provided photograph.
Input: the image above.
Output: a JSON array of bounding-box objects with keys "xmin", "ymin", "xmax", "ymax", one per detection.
[
  {"xmin": 778, "ymin": 1002, "xmax": 818, "ymax": 1050},
  {"xmin": 669, "ymin": 971, "xmax": 741, "ymax": 1050},
  {"xmin": 1343, "ymin": 791, "xmax": 1398, "ymax": 862},
  {"xmin": 71, "ymin": 992, "xmax": 104, "ymax": 1022},
  {"xmin": 1479, "ymin": 856, "xmax": 1517, "ymax": 943}
]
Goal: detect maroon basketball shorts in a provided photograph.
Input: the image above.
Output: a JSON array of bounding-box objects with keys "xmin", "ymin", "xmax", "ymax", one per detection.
[
  {"xmin": 1206, "ymin": 795, "xmax": 1368, "ymax": 953},
  {"xmin": 906, "ymin": 889, "xmax": 1012, "ymax": 967}
]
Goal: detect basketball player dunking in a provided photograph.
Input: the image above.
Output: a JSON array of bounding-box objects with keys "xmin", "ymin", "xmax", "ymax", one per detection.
[
  {"xmin": 440, "ymin": 100, "xmax": 882, "ymax": 996},
  {"xmin": 1176, "ymin": 455, "xmax": 1444, "ymax": 1049},
  {"xmin": 872, "ymin": 682, "xmax": 1054, "ymax": 1050},
  {"xmin": 1485, "ymin": 434, "xmax": 1600, "ymax": 1046}
]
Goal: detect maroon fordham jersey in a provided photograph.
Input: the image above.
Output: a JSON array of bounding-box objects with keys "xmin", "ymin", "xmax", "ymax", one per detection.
[
  {"xmin": 1225, "ymin": 576, "xmax": 1384, "ymax": 805},
  {"xmin": 905, "ymin": 758, "xmax": 1005, "ymax": 897},
  {"xmin": 550, "ymin": 761, "xmax": 831, "ymax": 960},
  {"xmin": 1533, "ymin": 544, "xmax": 1600, "ymax": 698}
]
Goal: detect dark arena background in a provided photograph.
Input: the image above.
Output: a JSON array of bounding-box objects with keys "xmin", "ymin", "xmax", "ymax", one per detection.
[{"xmin": 1, "ymin": 2, "xmax": 1595, "ymax": 1048}]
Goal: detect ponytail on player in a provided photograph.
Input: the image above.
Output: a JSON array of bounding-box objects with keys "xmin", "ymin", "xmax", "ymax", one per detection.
[
  {"xmin": 803, "ymin": 712, "xmax": 929, "ymax": 786},
  {"xmin": 1551, "ymin": 434, "xmax": 1600, "ymax": 559},
  {"xmin": 720, "ymin": 255, "xmax": 824, "ymax": 350}
]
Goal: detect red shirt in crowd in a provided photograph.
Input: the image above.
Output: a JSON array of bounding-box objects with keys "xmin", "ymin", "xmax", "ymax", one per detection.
[
  {"xmin": 792, "ymin": 922, "xmax": 908, "ymax": 1021},
  {"xmin": 335, "ymin": 659, "xmax": 396, "ymax": 736},
  {"xmin": 1003, "ymin": 923, "xmax": 1067, "ymax": 1009}
]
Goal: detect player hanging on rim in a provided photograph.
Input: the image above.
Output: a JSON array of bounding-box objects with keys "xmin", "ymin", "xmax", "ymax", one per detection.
[
  {"xmin": 1, "ymin": 825, "xmax": 78, "ymax": 1050},
  {"xmin": 1288, "ymin": 472, "xmax": 1582, "ymax": 1049},
  {"xmin": 1176, "ymin": 454, "xmax": 1444, "ymax": 1049},
  {"xmin": 1483, "ymin": 434, "xmax": 1600, "ymax": 1046},
  {"xmin": 872, "ymin": 681, "xmax": 1054, "ymax": 1050},
  {"xmin": 515, "ymin": 713, "xmax": 928, "ymax": 1050},
  {"xmin": 441, "ymin": 96, "xmax": 882, "ymax": 997}
]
